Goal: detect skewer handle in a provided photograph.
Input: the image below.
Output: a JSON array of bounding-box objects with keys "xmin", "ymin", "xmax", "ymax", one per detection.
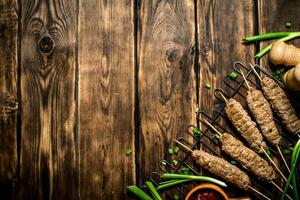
[
  {"xmin": 174, "ymin": 139, "xmax": 193, "ymax": 153},
  {"xmin": 202, "ymin": 119, "xmax": 223, "ymax": 137},
  {"xmin": 249, "ymin": 63, "xmax": 262, "ymax": 81},
  {"xmin": 248, "ymin": 186, "xmax": 271, "ymax": 200}
]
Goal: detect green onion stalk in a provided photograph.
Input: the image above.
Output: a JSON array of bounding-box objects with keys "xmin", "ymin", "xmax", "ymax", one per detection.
[
  {"xmin": 127, "ymin": 185, "xmax": 153, "ymax": 200},
  {"xmin": 145, "ymin": 181, "xmax": 163, "ymax": 200},
  {"xmin": 160, "ymin": 173, "xmax": 227, "ymax": 188},
  {"xmin": 280, "ymin": 139, "xmax": 300, "ymax": 200},
  {"xmin": 242, "ymin": 32, "xmax": 300, "ymax": 59}
]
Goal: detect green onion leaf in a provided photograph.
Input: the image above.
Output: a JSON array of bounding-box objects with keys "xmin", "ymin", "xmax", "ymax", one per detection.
[
  {"xmin": 126, "ymin": 148, "xmax": 132, "ymax": 156},
  {"xmin": 168, "ymin": 148, "xmax": 174, "ymax": 155},
  {"xmin": 156, "ymin": 179, "xmax": 191, "ymax": 191},
  {"xmin": 146, "ymin": 181, "xmax": 163, "ymax": 200},
  {"xmin": 174, "ymin": 146, "xmax": 180, "ymax": 154},
  {"xmin": 205, "ymin": 83, "xmax": 211, "ymax": 89},
  {"xmin": 229, "ymin": 71, "xmax": 238, "ymax": 80},
  {"xmin": 127, "ymin": 185, "xmax": 153, "ymax": 200},
  {"xmin": 192, "ymin": 127, "xmax": 201, "ymax": 137},
  {"xmin": 286, "ymin": 22, "xmax": 292, "ymax": 28},
  {"xmin": 172, "ymin": 160, "xmax": 178, "ymax": 166},
  {"xmin": 160, "ymin": 173, "xmax": 227, "ymax": 187},
  {"xmin": 242, "ymin": 32, "xmax": 292, "ymax": 43}
]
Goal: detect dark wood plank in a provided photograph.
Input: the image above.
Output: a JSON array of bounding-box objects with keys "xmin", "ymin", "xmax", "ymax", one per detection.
[
  {"xmin": 258, "ymin": 0, "xmax": 300, "ymax": 67},
  {"xmin": 0, "ymin": 0, "xmax": 19, "ymax": 198},
  {"xmin": 78, "ymin": 0, "xmax": 135, "ymax": 199},
  {"xmin": 20, "ymin": 0, "xmax": 77, "ymax": 199},
  {"xmin": 197, "ymin": 0, "xmax": 255, "ymax": 197},
  {"xmin": 138, "ymin": 0, "xmax": 196, "ymax": 182},
  {"xmin": 198, "ymin": 0, "xmax": 255, "ymax": 116}
]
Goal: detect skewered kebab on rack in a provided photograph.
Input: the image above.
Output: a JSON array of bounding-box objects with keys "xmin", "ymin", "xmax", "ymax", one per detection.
[
  {"xmin": 201, "ymin": 120, "xmax": 275, "ymax": 181},
  {"xmin": 249, "ymin": 64, "xmax": 300, "ymax": 135},
  {"xmin": 175, "ymin": 140, "xmax": 272, "ymax": 200}
]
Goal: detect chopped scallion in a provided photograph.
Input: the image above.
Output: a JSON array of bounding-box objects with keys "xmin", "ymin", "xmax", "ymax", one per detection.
[
  {"xmin": 161, "ymin": 160, "xmax": 167, "ymax": 166},
  {"xmin": 192, "ymin": 127, "xmax": 201, "ymax": 137},
  {"xmin": 126, "ymin": 148, "xmax": 132, "ymax": 156},
  {"xmin": 230, "ymin": 160, "xmax": 237, "ymax": 165},
  {"xmin": 172, "ymin": 160, "xmax": 178, "ymax": 166},
  {"xmin": 168, "ymin": 148, "xmax": 174, "ymax": 155},
  {"xmin": 173, "ymin": 194, "xmax": 180, "ymax": 200},
  {"xmin": 286, "ymin": 22, "xmax": 292, "ymax": 28},
  {"xmin": 174, "ymin": 146, "xmax": 180, "ymax": 154},
  {"xmin": 205, "ymin": 83, "xmax": 211, "ymax": 89},
  {"xmin": 229, "ymin": 71, "xmax": 238, "ymax": 80}
]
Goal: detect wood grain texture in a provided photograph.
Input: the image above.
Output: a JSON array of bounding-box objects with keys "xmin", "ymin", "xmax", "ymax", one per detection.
[
  {"xmin": 20, "ymin": 0, "xmax": 77, "ymax": 199},
  {"xmin": 258, "ymin": 0, "xmax": 300, "ymax": 67},
  {"xmin": 197, "ymin": 0, "xmax": 255, "ymax": 116},
  {"xmin": 138, "ymin": 0, "xmax": 196, "ymax": 182},
  {"xmin": 0, "ymin": 0, "xmax": 19, "ymax": 198},
  {"xmin": 78, "ymin": 0, "xmax": 135, "ymax": 199}
]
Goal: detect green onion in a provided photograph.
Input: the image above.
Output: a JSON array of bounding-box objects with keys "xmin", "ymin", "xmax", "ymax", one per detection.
[
  {"xmin": 286, "ymin": 22, "xmax": 292, "ymax": 28},
  {"xmin": 229, "ymin": 71, "xmax": 238, "ymax": 80},
  {"xmin": 126, "ymin": 148, "xmax": 133, "ymax": 156},
  {"xmin": 280, "ymin": 139, "xmax": 300, "ymax": 200},
  {"xmin": 230, "ymin": 160, "xmax": 237, "ymax": 165},
  {"xmin": 182, "ymin": 167, "xmax": 190, "ymax": 175},
  {"xmin": 160, "ymin": 173, "xmax": 227, "ymax": 187},
  {"xmin": 205, "ymin": 83, "xmax": 211, "ymax": 89},
  {"xmin": 255, "ymin": 32, "xmax": 300, "ymax": 58},
  {"xmin": 168, "ymin": 148, "xmax": 174, "ymax": 155},
  {"xmin": 127, "ymin": 185, "xmax": 153, "ymax": 200},
  {"xmin": 243, "ymin": 32, "xmax": 292, "ymax": 43},
  {"xmin": 146, "ymin": 181, "xmax": 163, "ymax": 200},
  {"xmin": 174, "ymin": 146, "xmax": 180, "ymax": 154},
  {"xmin": 172, "ymin": 160, "xmax": 178, "ymax": 166},
  {"xmin": 192, "ymin": 127, "xmax": 201, "ymax": 137},
  {"xmin": 156, "ymin": 179, "xmax": 191, "ymax": 190},
  {"xmin": 161, "ymin": 160, "xmax": 167, "ymax": 166},
  {"xmin": 173, "ymin": 194, "xmax": 180, "ymax": 200}
]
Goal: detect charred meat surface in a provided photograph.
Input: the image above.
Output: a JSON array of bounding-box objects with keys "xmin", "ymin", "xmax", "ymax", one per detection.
[
  {"xmin": 246, "ymin": 87, "xmax": 281, "ymax": 146},
  {"xmin": 225, "ymin": 98, "xmax": 267, "ymax": 154},
  {"xmin": 221, "ymin": 133, "xmax": 276, "ymax": 181},
  {"xmin": 192, "ymin": 150, "xmax": 251, "ymax": 190},
  {"xmin": 262, "ymin": 76, "xmax": 300, "ymax": 135}
]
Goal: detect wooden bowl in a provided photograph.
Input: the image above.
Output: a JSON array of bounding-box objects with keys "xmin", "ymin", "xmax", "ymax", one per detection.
[{"xmin": 185, "ymin": 183, "xmax": 229, "ymax": 200}]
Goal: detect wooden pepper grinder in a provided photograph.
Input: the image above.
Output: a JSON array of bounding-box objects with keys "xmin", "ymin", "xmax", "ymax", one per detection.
[{"xmin": 269, "ymin": 41, "xmax": 300, "ymax": 91}]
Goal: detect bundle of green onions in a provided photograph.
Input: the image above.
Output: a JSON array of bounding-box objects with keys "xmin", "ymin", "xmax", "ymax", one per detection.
[
  {"xmin": 127, "ymin": 173, "xmax": 227, "ymax": 200},
  {"xmin": 280, "ymin": 139, "xmax": 300, "ymax": 200},
  {"xmin": 242, "ymin": 32, "xmax": 300, "ymax": 59}
]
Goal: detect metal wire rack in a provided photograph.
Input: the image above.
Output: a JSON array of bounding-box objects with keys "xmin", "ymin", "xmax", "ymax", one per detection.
[{"xmin": 148, "ymin": 61, "xmax": 300, "ymax": 200}]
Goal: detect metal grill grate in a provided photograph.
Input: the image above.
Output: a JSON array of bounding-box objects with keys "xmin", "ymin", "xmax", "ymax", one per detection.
[{"xmin": 149, "ymin": 62, "xmax": 300, "ymax": 200}]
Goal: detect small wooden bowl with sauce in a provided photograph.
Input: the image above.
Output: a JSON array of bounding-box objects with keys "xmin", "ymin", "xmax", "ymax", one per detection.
[{"xmin": 185, "ymin": 183, "xmax": 228, "ymax": 200}]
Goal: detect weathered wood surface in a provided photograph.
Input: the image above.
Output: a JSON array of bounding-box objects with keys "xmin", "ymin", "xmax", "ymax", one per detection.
[
  {"xmin": 78, "ymin": 0, "xmax": 135, "ymax": 199},
  {"xmin": 258, "ymin": 0, "xmax": 300, "ymax": 67},
  {"xmin": 138, "ymin": 0, "xmax": 197, "ymax": 183},
  {"xmin": 0, "ymin": 0, "xmax": 19, "ymax": 199},
  {"xmin": 20, "ymin": 0, "xmax": 77, "ymax": 199},
  {"xmin": 0, "ymin": 0, "xmax": 298, "ymax": 199}
]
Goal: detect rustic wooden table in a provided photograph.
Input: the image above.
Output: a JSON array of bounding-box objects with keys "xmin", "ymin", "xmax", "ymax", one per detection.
[{"xmin": 0, "ymin": 0, "xmax": 299, "ymax": 199}]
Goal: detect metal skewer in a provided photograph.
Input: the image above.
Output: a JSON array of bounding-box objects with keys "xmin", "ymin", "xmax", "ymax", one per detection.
[
  {"xmin": 174, "ymin": 139, "xmax": 272, "ymax": 200},
  {"xmin": 248, "ymin": 64, "xmax": 291, "ymax": 173}
]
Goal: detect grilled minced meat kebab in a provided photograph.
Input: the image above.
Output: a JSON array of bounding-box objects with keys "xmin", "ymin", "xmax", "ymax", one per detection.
[
  {"xmin": 221, "ymin": 133, "xmax": 276, "ymax": 181},
  {"xmin": 192, "ymin": 150, "xmax": 251, "ymax": 190},
  {"xmin": 261, "ymin": 76, "xmax": 300, "ymax": 135},
  {"xmin": 246, "ymin": 87, "xmax": 281, "ymax": 146},
  {"xmin": 225, "ymin": 98, "xmax": 267, "ymax": 154}
]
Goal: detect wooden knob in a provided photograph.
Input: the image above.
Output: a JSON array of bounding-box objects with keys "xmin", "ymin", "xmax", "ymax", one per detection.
[
  {"xmin": 283, "ymin": 64, "xmax": 300, "ymax": 91},
  {"xmin": 269, "ymin": 41, "xmax": 300, "ymax": 66}
]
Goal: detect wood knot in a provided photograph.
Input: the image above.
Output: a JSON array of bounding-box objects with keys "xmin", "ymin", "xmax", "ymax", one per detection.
[
  {"xmin": 165, "ymin": 48, "xmax": 181, "ymax": 64},
  {"xmin": 0, "ymin": 96, "xmax": 19, "ymax": 121},
  {"xmin": 38, "ymin": 35, "xmax": 55, "ymax": 54}
]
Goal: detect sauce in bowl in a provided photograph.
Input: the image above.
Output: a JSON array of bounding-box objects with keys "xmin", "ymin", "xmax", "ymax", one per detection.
[{"xmin": 189, "ymin": 188, "xmax": 225, "ymax": 200}]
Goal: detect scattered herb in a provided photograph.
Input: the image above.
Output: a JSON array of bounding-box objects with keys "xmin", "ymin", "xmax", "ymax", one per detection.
[
  {"xmin": 229, "ymin": 71, "xmax": 238, "ymax": 80},
  {"xmin": 195, "ymin": 107, "xmax": 200, "ymax": 113},
  {"xmin": 127, "ymin": 185, "xmax": 153, "ymax": 200},
  {"xmin": 182, "ymin": 167, "xmax": 190, "ymax": 175},
  {"xmin": 230, "ymin": 160, "xmax": 237, "ymax": 165},
  {"xmin": 161, "ymin": 160, "xmax": 167, "ymax": 166},
  {"xmin": 146, "ymin": 181, "xmax": 163, "ymax": 200},
  {"xmin": 174, "ymin": 146, "xmax": 180, "ymax": 154},
  {"xmin": 173, "ymin": 194, "xmax": 180, "ymax": 200},
  {"xmin": 160, "ymin": 173, "xmax": 227, "ymax": 187},
  {"xmin": 192, "ymin": 127, "xmax": 201, "ymax": 137},
  {"xmin": 172, "ymin": 160, "xmax": 178, "ymax": 166},
  {"xmin": 168, "ymin": 148, "xmax": 174, "ymax": 155},
  {"xmin": 205, "ymin": 83, "xmax": 211, "ymax": 89},
  {"xmin": 126, "ymin": 148, "xmax": 133, "ymax": 156},
  {"xmin": 284, "ymin": 149, "xmax": 292, "ymax": 155},
  {"xmin": 286, "ymin": 22, "xmax": 292, "ymax": 28}
]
